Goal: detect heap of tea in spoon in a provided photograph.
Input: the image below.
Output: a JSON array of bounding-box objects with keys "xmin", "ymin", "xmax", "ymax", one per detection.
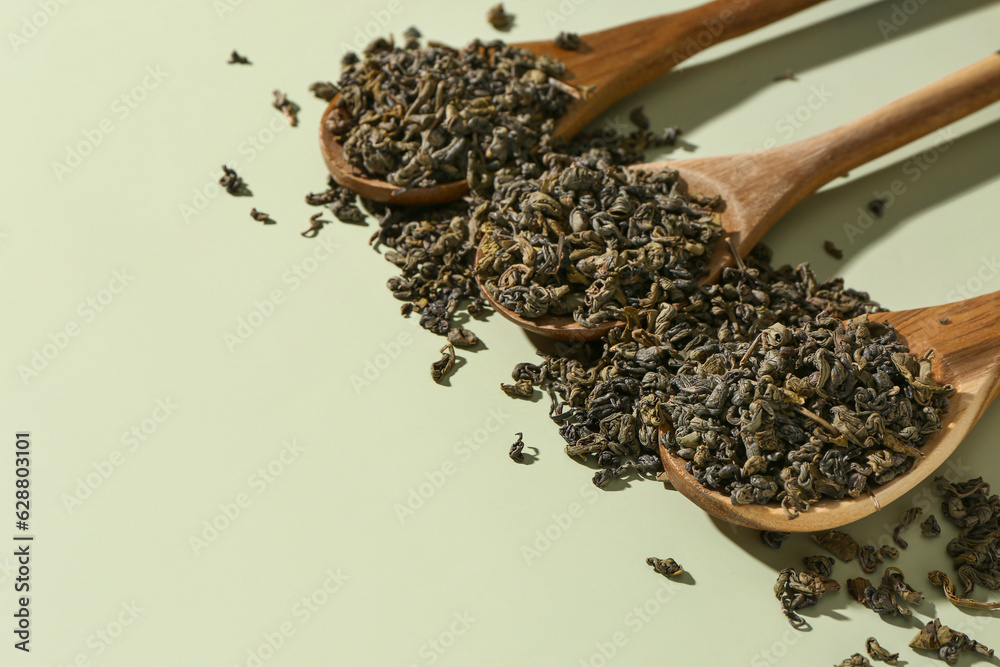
[
  {"xmin": 322, "ymin": 0, "xmax": 830, "ymax": 204},
  {"xmin": 475, "ymin": 154, "xmax": 723, "ymax": 329},
  {"xmin": 306, "ymin": 20, "xmax": 1000, "ymax": 523},
  {"xmin": 328, "ymin": 36, "xmax": 583, "ymax": 193}
]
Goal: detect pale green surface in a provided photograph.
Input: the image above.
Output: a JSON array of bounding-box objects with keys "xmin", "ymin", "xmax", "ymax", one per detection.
[{"xmin": 2, "ymin": 0, "xmax": 1000, "ymax": 665}]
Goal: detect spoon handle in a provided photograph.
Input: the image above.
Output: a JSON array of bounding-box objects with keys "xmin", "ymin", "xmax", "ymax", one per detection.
[
  {"xmin": 680, "ymin": 0, "xmax": 829, "ymax": 47},
  {"xmin": 767, "ymin": 52, "xmax": 1000, "ymax": 208},
  {"xmin": 550, "ymin": 0, "xmax": 829, "ymax": 137}
]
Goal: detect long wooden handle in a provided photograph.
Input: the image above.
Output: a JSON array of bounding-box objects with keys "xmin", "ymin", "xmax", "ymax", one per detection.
[
  {"xmin": 679, "ymin": 0, "xmax": 829, "ymax": 53},
  {"xmin": 544, "ymin": 0, "xmax": 828, "ymax": 137},
  {"xmin": 774, "ymin": 52, "xmax": 1000, "ymax": 199},
  {"xmin": 640, "ymin": 0, "xmax": 829, "ymax": 67}
]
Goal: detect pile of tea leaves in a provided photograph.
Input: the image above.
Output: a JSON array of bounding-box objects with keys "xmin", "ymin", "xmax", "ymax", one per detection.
[
  {"xmin": 662, "ymin": 316, "xmax": 953, "ymax": 516},
  {"xmin": 304, "ymin": 31, "xmax": 952, "ymax": 516},
  {"xmin": 329, "ymin": 33, "xmax": 579, "ymax": 191},
  {"xmin": 505, "ymin": 248, "xmax": 954, "ymax": 517},
  {"xmin": 476, "ymin": 157, "xmax": 722, "ymax": 328},
  {"xmin": 228, "ymin": 17, "xmax": 989, "ymax": 667},
  {"xmin": 308, "ymin": 37, "xmax": 679, "ymax": 353}
]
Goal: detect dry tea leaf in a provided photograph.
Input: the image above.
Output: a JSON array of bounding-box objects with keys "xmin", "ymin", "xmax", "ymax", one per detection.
[
  {"xmin": 858, "ymin": 546, "xmax": 879, "ymax": 574},
  {"xmin": 501, "ymin": 378, "xmax": 533, "ymax": 398},
  {"xmin": 847, "ymin": 577, "xmax": 872, "ymax": 603},
  {"xmin": 509, "ymin": 433, "xmax": 525, "ymax": 462},
  {"xmin": 629, "ymin": 105, "xmax": 650, "ymax": 130},
  {"xmin": 272, "ymin": 90, "xmax": 299, "ymax": 127},
  {"xmin": 878, "ymin": 545, "xmax": 899, "ymax": 561},
  {"xmin": 927, "ymin": 570, "xmax": 1000, "ymax": 610},
  {"xmin": 835, "ymin": 655, "xmax": 871, "ymax": 667},
  {"xmin": 446, "ymin": 327, "xmax": 479, "ymax": 348},
  {"xmin": 554, "ymin": 31, "xmax": 583, "ymax": 51},
  {"xmin": 761, "ymin": 531, "xmax": 790, "ymax": 549},
  {"xmin": 847, "ymin": 571, "xmax": 914, "ymax": 617},
  {"xmin": 934, "ymin": 476, "xmax": 1000, "ymax": 597},
  {"xmin": 591, "ymin": 455, "xmax": 660, "ymax": 489},
  {"xmin": 892, "ymin": 506, "xmax": 922, "ymax": 548},
  {"xmin": 308, "ymin": 81, "xmax": 338, "ymax": 101},
  {"xmin": 865, "ymin": 637, "xmax": 898, "ymax": 664},
  {"xmin": 883, "ymin": 567, "xmax": 924, "ymax": 605},
  {"xmin": 301, "ymin": 213, "xmax": 329, "ymax": 238},
  {"xmin": 868, "ymin": 198, "xmax": 887, "ymax": 218},
  {"xmin": 250, "ymin": 208, "xmax": 274, "ymax": 225},
  {"xmin": 909, "ymin": 618, "xmax": 994, "ymax": 665},
  {"xmin": 430, "ymin": 343, "xmax": 455, "ymax": 383},
  {"xmin": 813, "ymin": 530, "xmax": 860, "ymax": 562},
  {"xmin": 486, "ymin": 3, "xmax": 514, "ymax": 30},
  {"xmin": 858, "ymin": 543, "xmax": 900, "ymax": 573},
  {"xmin": 646, "ymin": 557, "xmax": 683, "ymax": 577},
  {"xmin": 304, "ymin": 178, "xmax": 366, "ymax": 224},
  {"xmin": 824, "ymin": 240, "xmax": 844, "ymax": 259},
  {"xmin": 775, "ymin": 567, "xmax": 839, "ymax": 629},
  {"xmin": 802, "ymin": 555, "xmax": 834, "ymax": 578},
  {"xmin": 220, "ymin": 165, "xmax": 251, "ymax": 196},
  {"xmin": 921, "ymin": 514, "xmax": 941, "ymax": 536}
]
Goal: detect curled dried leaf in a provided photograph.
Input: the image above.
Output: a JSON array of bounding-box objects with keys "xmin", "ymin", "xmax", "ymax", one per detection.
[
  {"xmin": 909, "ymin": 618, "xmax": 994, "ymax": 665},
  {"xmin": 761, "ymin": 531, "xmax": 790, "ymax": 549},
  {"xmin": 308, "ymin": 81, "xmax": 338, "ymax": 101},
  {"xmin": 920, "ymin": 514, "xmax": 941, "ymax": 537},
  {"xmin": 447, "ymin": 327, "xmax": 479, "ymax": 348},
  {"xmin": 933, "ymin": 476, "xmax": 1000, "ymax": 596},
  {"xmin": 858, "ymin": 546, "xmax": 879, "ymax": 574},
  {"xmin": 486, "ymin": 3, "xmax": 514, "ymax": 30},
  {"xmin": 892, "ymin": 506, "xmax": 922, "ymax": 549},
  {"xmin": 865, "ymin": 637, "xmax": 898, "ymax": 664},
  {"xmin": 501, "ymin": 378, "xmax": 534, "ymax": 398},
  {"xmin": 509, "ymin": 432, "xmax": 525, "ymax": 462},
  {"xmin": 646, "ymin": 557, "xmax": 683, "ymax": 577},
  {"xmin": 802, "ymin": 555, "xmax": 834, "ymax": 578},
  {"xmin": 430, "ymin": 343, "xmax": 456, "ymax": 383},
  {"xmin": 847, "ymin": 574, "xmax": 913, "ymax": 617},
  {"xmin": 927, "ymin": 570, "xmax": 1000, "ymax": 610},
  {"xmin": 775, "ymin": 567, "xmax": 839, "ymax": 629},
  {"xmin": 554, "ymin": 31, "xmax": 583, "ymax": 51},
  {"xmin": 883, "ymin": 567, "xmax": 924, "ymax": 606}
]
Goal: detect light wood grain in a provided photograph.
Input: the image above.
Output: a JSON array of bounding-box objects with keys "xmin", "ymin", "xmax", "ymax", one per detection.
[
  {"xmin": 320, "ymin": 0, "xmax": 828, "ymax": 203},
  {"xmin": 658, "ymin": 290, "xmax": 1000, "ymax": 532},
  {"xmin": 641, "ymin": 52, "xmax": 1000, "ymax": 283}
]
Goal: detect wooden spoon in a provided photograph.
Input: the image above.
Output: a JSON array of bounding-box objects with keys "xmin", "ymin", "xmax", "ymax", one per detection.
[
  {"xmin": 478, "ymin": 52, "xmax": 1000, "ymax": 342},
  {"xmin": 658, "ymin": 290, "xmax": 1000, "ymax": 532},
  {"xmin": 320, "ymin": 0, "xmax": 829, "ymax": 205}
]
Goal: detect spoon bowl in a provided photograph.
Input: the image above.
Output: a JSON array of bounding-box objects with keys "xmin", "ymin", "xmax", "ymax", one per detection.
[
  {"xmin": 472, "ymin": 242, "xmax": 619, "ymax": 343},
  {"xmin": 320, "ymin": 0, "xmax": 829, "ymax": 204},
  {"xmin": 658, "ymin": 290, "xmax": 1000, "ymax": 532},
  {"xmin": 319, "ymin": 95, "xmax": 470, "ymax": 206},
  {"xmin": 475, "ymin": 53, "xmax": 1000, "ymax": 340}
]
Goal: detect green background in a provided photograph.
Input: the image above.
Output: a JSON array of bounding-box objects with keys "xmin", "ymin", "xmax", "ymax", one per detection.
[{"xmin": 2, "ymin": 0, "xmax": 999, "ymax": 664}]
